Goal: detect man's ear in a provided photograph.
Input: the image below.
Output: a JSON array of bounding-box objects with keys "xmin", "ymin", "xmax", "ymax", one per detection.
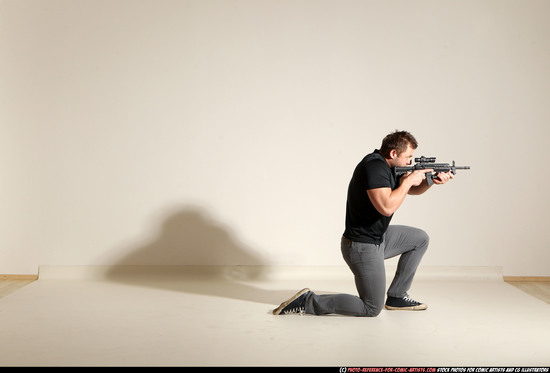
[{"xmin": 389, "ymin": 149, "xmax": 398, "ymax": 160}]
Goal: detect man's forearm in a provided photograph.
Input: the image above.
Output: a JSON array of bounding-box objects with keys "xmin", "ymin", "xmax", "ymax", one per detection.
[{"xmin": 408, "ymin": 179, "xmax": 431, "ymax": 195}]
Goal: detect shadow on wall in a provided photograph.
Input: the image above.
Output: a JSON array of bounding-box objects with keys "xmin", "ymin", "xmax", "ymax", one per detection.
[
  {"xmin": 107, "ymin": 205, "xmax": 264, "ymax": 267},
  {"xmin": 105, "ymin": 206, "xmax": 299, "ymax": 305}
]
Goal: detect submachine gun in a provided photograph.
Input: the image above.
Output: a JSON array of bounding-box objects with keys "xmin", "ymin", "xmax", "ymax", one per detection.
[{"xmin": 394, "ymin": 156, "xmax": 470, "ymax": 186}]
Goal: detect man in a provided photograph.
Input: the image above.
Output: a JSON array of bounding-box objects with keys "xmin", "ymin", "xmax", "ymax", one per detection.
[{"xmin": 273, "ymin": 130, "xmax": 454, "ymax": 316}]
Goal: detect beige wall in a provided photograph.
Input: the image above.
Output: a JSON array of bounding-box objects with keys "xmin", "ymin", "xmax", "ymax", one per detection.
[{"xmin": 2, "ymin": 0, "xmax": 549, "ymax": 275}]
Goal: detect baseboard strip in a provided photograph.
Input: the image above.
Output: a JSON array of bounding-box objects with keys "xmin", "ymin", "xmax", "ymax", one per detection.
[
  {"xmin": 0, "ymin": 274, "xmax": 39, "ymax": 280},
  {"xmin": 503, "ymin": 276, "xmax": 550, "ymax": 282}
]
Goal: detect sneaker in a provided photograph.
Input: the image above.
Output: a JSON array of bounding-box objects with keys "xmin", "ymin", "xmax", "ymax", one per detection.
[
  {"xmin": 273, "ymin": 288, "xmax": 311, "ymax": 315},
  {"xmin": 385, "ymin": 296, "xmax": 428, "ymax": 311}
]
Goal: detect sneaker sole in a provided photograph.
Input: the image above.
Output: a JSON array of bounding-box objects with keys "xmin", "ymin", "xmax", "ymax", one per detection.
[
  {"xmin": 273, "ymin": 288, "xmax": 311, "ymax": 315},
  {"xmin": 385, "ymin": 304, "xmax": 428, "ymax": 311}
]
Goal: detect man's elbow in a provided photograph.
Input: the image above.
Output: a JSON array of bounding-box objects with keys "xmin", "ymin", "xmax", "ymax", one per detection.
[
  {"xmin": 381, "ymin": 210, "xmax": 394, "ymax": 217},
  {"xmin": 377, "ymin": 206, "xmax": 395, "ymax": 217},
  {"xmin": 371, "ymin": 201, "xmax": 395, "ymax": 217}
]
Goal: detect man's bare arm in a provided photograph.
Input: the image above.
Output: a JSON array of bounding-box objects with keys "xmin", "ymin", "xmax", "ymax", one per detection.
[{"xmin": 367, "ymin": 170, "xmax": 431, "ymax": 216}]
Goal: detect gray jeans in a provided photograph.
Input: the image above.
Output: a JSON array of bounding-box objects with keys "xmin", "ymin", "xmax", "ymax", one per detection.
[{"xmin": 304, "ymin": 225, "xmax": 429, "ymax": 317}]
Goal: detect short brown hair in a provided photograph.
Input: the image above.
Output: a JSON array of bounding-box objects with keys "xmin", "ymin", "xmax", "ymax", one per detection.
[{"xmin": 379, "ymin": 130, "xmax": 418, "ymax": 158}]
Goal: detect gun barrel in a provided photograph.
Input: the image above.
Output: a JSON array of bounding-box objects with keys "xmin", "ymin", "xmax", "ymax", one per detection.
[{"xmin": 395, "ymin": 162, "xmax": 470, "ymax": 175}]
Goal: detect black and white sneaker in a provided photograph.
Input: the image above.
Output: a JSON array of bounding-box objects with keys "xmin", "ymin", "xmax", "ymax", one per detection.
[
  {"xmin": 273, "ymin": 288, "xmax": 311, "ymax": 315},
  {"xmin": 385, "ymin": 296, "xmax": 428, "ymax": 311}
]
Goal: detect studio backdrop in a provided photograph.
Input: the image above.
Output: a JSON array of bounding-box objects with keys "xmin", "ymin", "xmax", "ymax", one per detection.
[{"xmin": 2, "ymin": 0, "xmax": 549, "ymax": 275}]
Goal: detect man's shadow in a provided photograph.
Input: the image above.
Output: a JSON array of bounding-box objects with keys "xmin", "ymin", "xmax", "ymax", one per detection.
[{"xmin": 105, "ymin": 206, "xmax": 299, "ymax": 305}]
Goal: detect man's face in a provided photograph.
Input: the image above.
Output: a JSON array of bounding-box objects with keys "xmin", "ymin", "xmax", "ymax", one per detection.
[{"xmin": 391, "ymin": 145, "xmax": 415, "ymax": 167}]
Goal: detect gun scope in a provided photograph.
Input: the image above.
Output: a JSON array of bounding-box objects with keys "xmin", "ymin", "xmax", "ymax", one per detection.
[{"xmin": 415, "ymin": 156, "xmax": 436, "ymax": 163}]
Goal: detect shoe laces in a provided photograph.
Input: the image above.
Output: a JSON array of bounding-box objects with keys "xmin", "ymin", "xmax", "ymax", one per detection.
[
  {"xmin": 283, "ymin": 307, "xmax": 305, "ymax": 315},
  {"xmin": 403, "ymin": 296, "xmax": 421, "ymax": 305}
]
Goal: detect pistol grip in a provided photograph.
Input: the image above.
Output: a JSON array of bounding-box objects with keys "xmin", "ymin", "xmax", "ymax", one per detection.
[{"xmin": 426, "ymin": 173, "xmax": 434, "ymax": 186}]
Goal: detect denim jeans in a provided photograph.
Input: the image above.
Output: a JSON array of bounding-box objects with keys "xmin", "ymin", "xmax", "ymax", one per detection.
[{"xmin": 304, "ymin": 225, "xmax": 429, "ymax": 317}]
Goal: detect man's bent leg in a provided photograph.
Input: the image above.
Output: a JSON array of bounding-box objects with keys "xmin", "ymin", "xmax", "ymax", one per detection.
[
  {"xmin": 301, "ymin": 237, "xmax": 386, "ymax": 317},
  {"xmin": 305, "ymin": 293, "xmax": 375, "ymax": 316},
  {"xmin": 383, "ymin": 225, "xmax": 429, "ymax": 299},
  {"xmin": 344, "ymin": 238, "xmax": 386, "ymax": 316}
]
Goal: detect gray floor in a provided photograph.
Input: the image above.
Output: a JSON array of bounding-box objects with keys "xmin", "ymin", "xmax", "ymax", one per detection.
[{"xmin": 0, "ymin": 266, "xmax": 549, "ymax": 367}]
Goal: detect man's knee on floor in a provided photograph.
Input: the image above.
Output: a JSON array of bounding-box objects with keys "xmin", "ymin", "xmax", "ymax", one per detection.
[
  {"xmin": 361, "ymin": 298, "xmax": 384, "ymax": 317},
  {"xmin": 370, "ymin": 305, "xmax": 383, "ymax": 317}
]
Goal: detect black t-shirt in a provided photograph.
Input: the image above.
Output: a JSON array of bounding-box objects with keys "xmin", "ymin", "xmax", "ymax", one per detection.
[{"xmin": 343, "ymin": 149, "xmax": 398, "ymax": 244}]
